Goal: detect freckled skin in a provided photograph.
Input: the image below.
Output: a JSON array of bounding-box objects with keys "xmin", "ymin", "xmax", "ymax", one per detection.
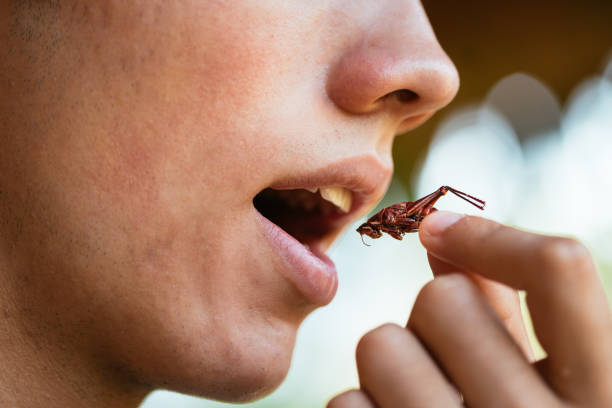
[{"xmin": 0, "ymin": 0, "xmax": 458, "ymax": 406}]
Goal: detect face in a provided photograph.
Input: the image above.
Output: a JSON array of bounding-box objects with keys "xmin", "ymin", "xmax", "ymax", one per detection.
[{"xmin": 0, "ymin": 0, "xmax": 457, "ymax": 402}]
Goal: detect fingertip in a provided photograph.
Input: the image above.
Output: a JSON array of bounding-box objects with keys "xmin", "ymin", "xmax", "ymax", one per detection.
[
  {"xmin": 423, "ymin": 211, "xmax": 464, "ymax": 235},
  {"xmin": 419, "ymin": 211, "xmax": 463, "ymax": 249},
  {"xmin": 327, "ymin": 389, "xmax": 375, "ymax": 408}
]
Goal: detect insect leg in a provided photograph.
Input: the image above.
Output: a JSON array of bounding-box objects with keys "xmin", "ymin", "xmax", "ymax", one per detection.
[
  {"xmin": 446, "ymin": 186, "xmax": 486, "ymax": 209},
  {"xmin": 389, "ymin": 230, "xmax": 404, "ymax": 240}
]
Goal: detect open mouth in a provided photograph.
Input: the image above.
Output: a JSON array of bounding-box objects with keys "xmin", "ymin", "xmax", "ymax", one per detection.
[
  {"xmin": 251, "ymin": 159, "xmax": 390, "ymax": 305},
  {"xmin": 253, "ymin": 186, "xmax": 353, "ymax": 246}
]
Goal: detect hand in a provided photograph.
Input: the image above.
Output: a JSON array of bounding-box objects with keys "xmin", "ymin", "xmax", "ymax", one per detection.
[{"xmin": 329, "ymin": 212, "xmax": 612, "ymax": 407}]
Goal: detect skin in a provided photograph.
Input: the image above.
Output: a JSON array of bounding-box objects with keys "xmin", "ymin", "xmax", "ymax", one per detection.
[
  {"xmin": 1, "ymin": 1, "xmax": 610, "ymax": 408},
  {"xmin": 0, "ymin": 0, "xmax": 458, "ymax": 407},
  {"xmin": 329, "ymin": 212, "xmax": 612, "ymax": 407}
]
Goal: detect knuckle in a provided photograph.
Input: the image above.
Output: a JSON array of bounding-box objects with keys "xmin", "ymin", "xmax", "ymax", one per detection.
[
  {"xmin": 535, "ymin": 237, "xmax": 595, "ymax": 281},
  {"xmin": 356, "ymin": 323, "xmax": 403, "ymax": 364}
]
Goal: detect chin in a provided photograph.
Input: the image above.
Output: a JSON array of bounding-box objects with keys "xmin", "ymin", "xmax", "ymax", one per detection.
[
  {"xmin": 138, "ymin": 318, "xmax": 298, "ymax": 404},
  {"xmin": 175, "ymin": 345, "xmax": 294, "ymax": 403},
  {"xmin": 208, "ymin": 357, "xmax": 293, "ymax": 403}
]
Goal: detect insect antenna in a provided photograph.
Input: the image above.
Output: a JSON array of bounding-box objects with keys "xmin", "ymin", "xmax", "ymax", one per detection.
[
  {"xmin": 360, "ymin": 234, "xmax": 371, "ymax": 247},
  {"xmin": 447, "ymin": 187, "xmax": 486, "ymax": 210}
]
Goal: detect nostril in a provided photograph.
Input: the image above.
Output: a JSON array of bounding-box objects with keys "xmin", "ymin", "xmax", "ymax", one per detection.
[
  {"xmin": 376, "ymin": 89, "xmax": 420, "ymax": 105},
  {"xmin": 391, "ymin": 89, "xmax": 419, "ymax": 103}
]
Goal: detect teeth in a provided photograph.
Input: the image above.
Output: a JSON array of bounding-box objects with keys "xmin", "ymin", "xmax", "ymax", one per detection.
[
  {"xmin": 306, "ymin": 187, "xmax": 319, "ymax": 194},
  {"xmin": 319, "ymin": 187, "xmax": 352, "ymax": 213}
]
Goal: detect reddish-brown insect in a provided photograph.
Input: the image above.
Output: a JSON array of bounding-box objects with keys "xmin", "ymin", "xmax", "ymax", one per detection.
[{"xmin": 357, "ymin": 186, "xmax": 485, "ymax": 245}]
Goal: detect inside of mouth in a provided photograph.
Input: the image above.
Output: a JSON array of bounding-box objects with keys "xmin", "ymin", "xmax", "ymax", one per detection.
[{"xmin": 253, "ymin": 188, "xmax": 342, "ymax": 244}]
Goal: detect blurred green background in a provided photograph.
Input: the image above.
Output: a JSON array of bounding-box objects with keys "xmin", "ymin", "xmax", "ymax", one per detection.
[{"xmin": 142, "ymin": 1, "xmax": 612, "ymax": 407}]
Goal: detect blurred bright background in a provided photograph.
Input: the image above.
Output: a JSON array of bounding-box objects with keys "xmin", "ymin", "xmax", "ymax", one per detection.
[
  {"xmin": 142, "ymin": 54, "xmax": 612, "ymax": 408},
  {"xmin": 143, "ymin": 1, "xmax": 612, "ymax": 405}
]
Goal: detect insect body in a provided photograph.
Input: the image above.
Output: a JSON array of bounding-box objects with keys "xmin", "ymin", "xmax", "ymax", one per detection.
[{"xmin": 356, "ymin": 186, "xmax": 485, "ymax": 245}]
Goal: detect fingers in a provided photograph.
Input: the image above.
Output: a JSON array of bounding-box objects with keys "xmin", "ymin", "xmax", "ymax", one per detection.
[
  {"xmin": 408, "ymin": 273, "xmax": 560, "ymax": 407},
  {"xmin": 427, "ymin": 253, "xmax": 534, "ymax": 360},
  {"xmin": 356, "ymin": 323, "xmax": 462, "ymax": 407},
  {"xmin": 327, "ymin": 389, "xmax": 375, "ymax": 408},
  {"xmin": 419, "ymin": 212, "xmax": 612, "ymax": 400}
]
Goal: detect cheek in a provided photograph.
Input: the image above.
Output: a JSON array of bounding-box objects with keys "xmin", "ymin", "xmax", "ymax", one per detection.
[
  {"xmin": 6, "ymin": 135, "xmax": 301, "ymax": 399},
  {"xmin": 3, "ymin": 0, "xmax": 322, "ymax": 398},
  {"xmin": 74, "ymin": 5, "xmax": 284, "ymax": 194},
  {"xmin": 19, "ymin": 0, "xmax": 293, "ymax": 315}
]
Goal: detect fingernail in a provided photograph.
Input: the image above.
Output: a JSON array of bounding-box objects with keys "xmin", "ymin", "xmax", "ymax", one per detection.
[{"xmin": 424, "ymin": 211, "xmax": 463, "ymax": 235}]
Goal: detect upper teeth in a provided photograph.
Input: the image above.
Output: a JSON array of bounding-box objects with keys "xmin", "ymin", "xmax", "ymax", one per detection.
[{"xmin": 319, "ymin": 186, "xmax": 352, "ymax": 213}]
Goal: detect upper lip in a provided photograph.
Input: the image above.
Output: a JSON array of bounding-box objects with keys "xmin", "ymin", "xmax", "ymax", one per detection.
[{"xmin": 262, "ymin": 154, "xmax": 393, "ymax": 246}]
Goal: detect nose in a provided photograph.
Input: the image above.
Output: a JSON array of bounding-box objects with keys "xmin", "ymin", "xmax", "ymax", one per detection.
[{"xmin": 326, "ymin": 1, "xmax": 459, "ymax": 131}]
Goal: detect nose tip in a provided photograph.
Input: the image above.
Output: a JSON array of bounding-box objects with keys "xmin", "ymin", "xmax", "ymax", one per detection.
[
  {"xmin": 327, "ymin": 44, "xmax": 459, "ymax": 119},
  {"xmin": 326, "ymin": 7, "xmax": 459, "ymax": 127}
]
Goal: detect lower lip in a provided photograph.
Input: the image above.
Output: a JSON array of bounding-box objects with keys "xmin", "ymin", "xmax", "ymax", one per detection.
[{"xmin": 256, "ymin": 212, "xmax": 338, "ymax": 306}]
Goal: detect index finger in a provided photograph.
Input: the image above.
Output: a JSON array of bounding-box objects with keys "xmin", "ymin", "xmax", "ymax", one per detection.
[
  {"xmin": 418, "ymin": 212, "xmax": 612, "ymax": 398},
  {"xmin": 427, "ymin": 253, "xmax": 533, "ymax": 360}
]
